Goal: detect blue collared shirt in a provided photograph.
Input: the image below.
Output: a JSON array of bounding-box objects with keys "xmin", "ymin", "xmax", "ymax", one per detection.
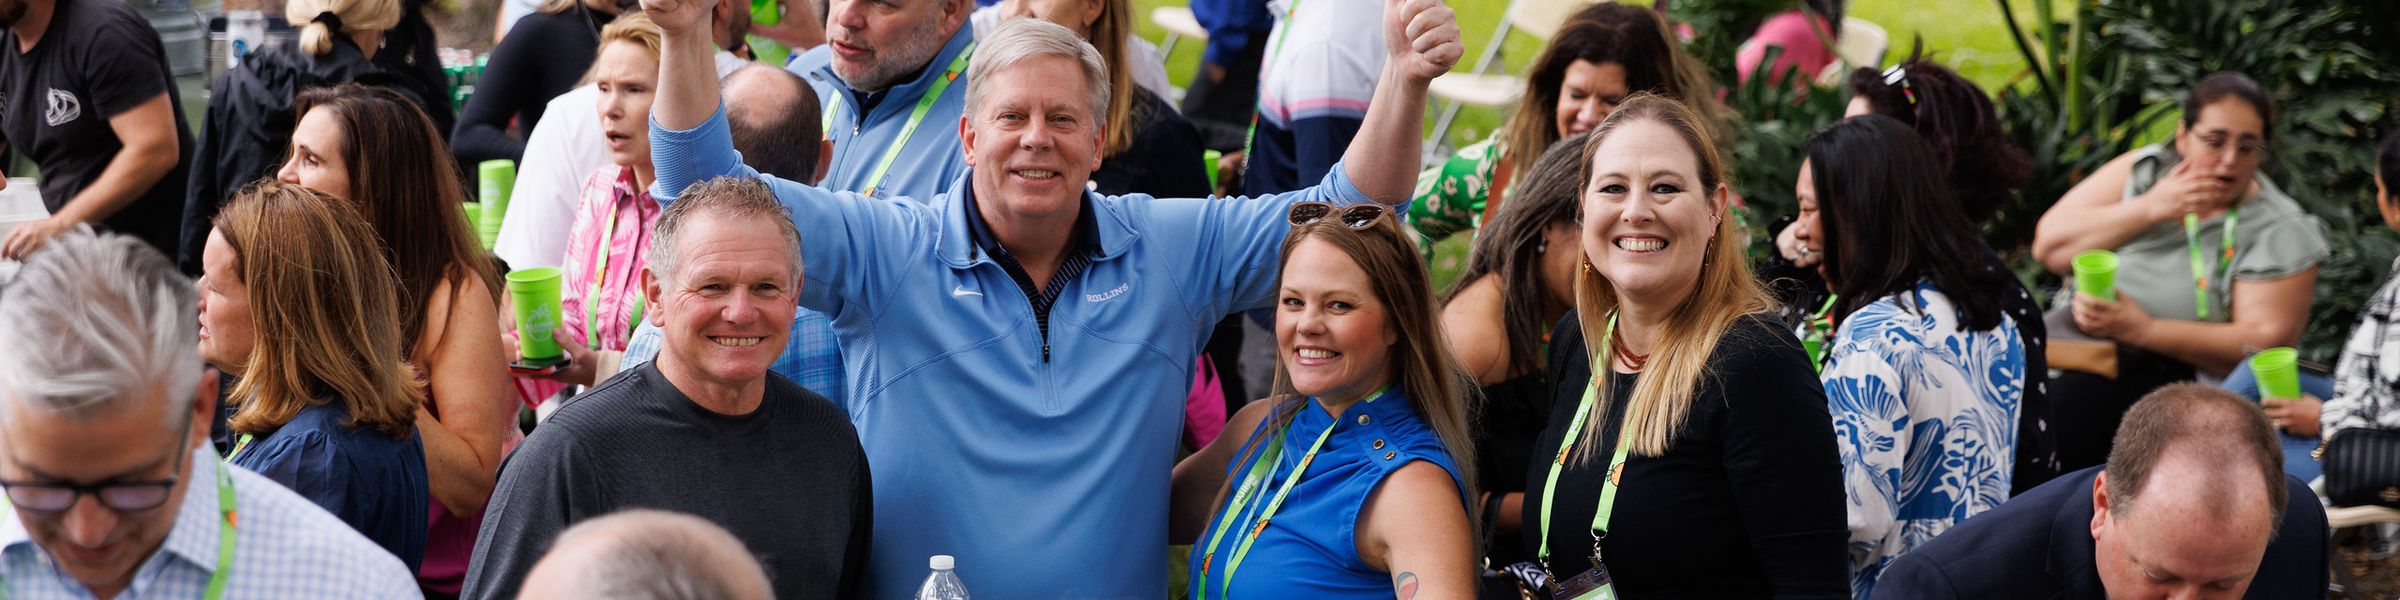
[
  {"xmin": 0, "ymin": 452, "xmax": 420, "ymax": 599},
  {"xmin": 787, "ymin": 23, "xmax": 975, "ymax": 202},
  {"xmin": 651, "ymin": 103, "xmax": 1399, "ymax": 599}
]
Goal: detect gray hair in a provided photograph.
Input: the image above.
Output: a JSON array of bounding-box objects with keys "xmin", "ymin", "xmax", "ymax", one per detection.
[
  {"xmin": 547, "ymin": 509, "xmax": 773, "ymax": 600},
  {"xmin": 0, "ymin": 230, "xmax": 200, "ymax": 430},
  {"xmin": 648, "ymin": 177, "xmax": 803, "ymax": 287},
  {"xmin": 963, "ymin": 18, "xmax": 1111, "ymax": 128}
]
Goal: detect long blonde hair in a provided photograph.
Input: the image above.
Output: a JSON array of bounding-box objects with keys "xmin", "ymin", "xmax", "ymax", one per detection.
[
  {"xmin": 213, "ymin": 181, "xmax": 422, "ymax": 440},
  {"xmin": 1085, "ymin": 0, "xmax": 1139, "ymax": 157},
  {"xmin": 287, "ymin": 0, "xmax": 401, "ymax": 56},
  {"xmin": 1237, "ymin": 216, "xmax": 1480, "ymax": 526},
  {"xmin": 1571, "ymin": 94, "xmax": 1772, "ymax": 459}
]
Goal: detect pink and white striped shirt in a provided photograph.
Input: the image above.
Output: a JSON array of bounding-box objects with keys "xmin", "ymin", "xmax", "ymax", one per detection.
[{"xmin": 513, "ymin": 166, "xmax": 657, "ymax": 407}]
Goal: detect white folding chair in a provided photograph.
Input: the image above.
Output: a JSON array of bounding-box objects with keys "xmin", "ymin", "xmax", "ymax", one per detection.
[{"xmin": 1422, "ymin": 0, "xmax": 1596, "ymax": 163}]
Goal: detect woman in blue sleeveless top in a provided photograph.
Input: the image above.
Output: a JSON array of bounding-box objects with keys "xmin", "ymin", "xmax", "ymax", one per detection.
[{"xmin": 1170, "ymin": 201, "xmax": 1480, "ymax": 598}]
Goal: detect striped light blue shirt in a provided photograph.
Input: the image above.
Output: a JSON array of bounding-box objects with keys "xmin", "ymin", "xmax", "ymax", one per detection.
[{"xmin": 0, "ymin": 450, "xmax": 420, "ymax": 599}]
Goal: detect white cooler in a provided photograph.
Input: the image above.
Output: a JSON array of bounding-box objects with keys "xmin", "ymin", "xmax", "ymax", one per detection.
[{"xmin": 0, "ymin": 177, "xmax": 45, "ymax": 282}]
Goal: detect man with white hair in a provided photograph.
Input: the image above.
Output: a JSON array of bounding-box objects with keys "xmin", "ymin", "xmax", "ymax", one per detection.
[
  {"xmin": 0, "ymin": 230, "xmax": 416, "ymax": 598},
  {"xmin": 642, "ymin": 0, "xmax": 1460, "ymax": 594},
  {"xmin": 516, "ymin": 509, "xmax": 774, "ymax": 600},
  {"xmin": 463, "ymin": 177, "xmax": 872, "ymax": 600}
]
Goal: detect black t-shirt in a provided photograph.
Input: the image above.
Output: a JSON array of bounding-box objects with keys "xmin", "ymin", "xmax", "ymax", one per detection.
[
  {"xmin": 450, "ymin": 6, "xmax": 613, "ymax": 167},
  {"xmin": 1521, "ymin": 312, "xmax": 1850, "ymax": 598},
  {"xmin": 460, "ymin": 363, "xmax": 873, "ymax": 600},
  {"xmin": 0, "ymin": 0, "xmax": 193, "ymax": 256}
]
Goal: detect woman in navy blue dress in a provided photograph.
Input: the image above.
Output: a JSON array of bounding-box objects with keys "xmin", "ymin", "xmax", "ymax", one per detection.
[
  {"xmin": 196, "ymin": 180, "xmax": 430, "ymax": 570},
  {"xmin": 1171, "ymin": 200, "xmax": 1481, "ymax": 598}
]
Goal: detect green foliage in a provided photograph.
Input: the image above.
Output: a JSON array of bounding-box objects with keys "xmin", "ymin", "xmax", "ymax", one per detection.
[
  {"xmin": 1994, "ymin": 0, "xmax": 2400, "ymax": 361},
  {"xmin": 1656, "ymin": 9, "xmax": 1852, "ymax": 262}
]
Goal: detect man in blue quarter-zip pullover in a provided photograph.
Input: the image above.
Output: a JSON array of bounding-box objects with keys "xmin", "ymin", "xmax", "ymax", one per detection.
[
  {"xmin": 790, "ymin": 0, "xmax": 975, "ymax": 200},
  {"xmin": 645, "ymin": 0, "xmax": 1460, "ymax": 597}
]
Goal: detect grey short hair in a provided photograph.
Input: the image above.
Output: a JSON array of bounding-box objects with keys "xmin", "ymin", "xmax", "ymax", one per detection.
[
  {"xmin": 0, "ymin": 230, "xmax": 200, "ymax": 429},
  {"xmin": 549, "ymin": 509, "xmax": 772, "ymax": 600},
  {"xmin": 648, "ymin": 177, "xmax": 803, "ymax": 287},
  {"xmin": 963, "ymin": 18, "xmax": 1110, "ymax": 128}
]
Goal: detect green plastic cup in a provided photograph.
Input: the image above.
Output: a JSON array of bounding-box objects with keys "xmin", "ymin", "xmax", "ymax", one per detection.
[
  {"xmin": 506, "ymin": 267, "xmax": 566, "ymax": 366},
  {"xmin": 478, "ymin": 160, "xmax": 516, "ymax": 248},
  {"xmin": 1203, "ymin": 149, "xmax": 1223, "ymax": 190},
  {"xmin": 2072, "ymin": 250, "xmax": 2119, "ymax": 301},
  {"xmin": 2251, "ymin": 347, "xmax": 2301, "ymax": 400}
]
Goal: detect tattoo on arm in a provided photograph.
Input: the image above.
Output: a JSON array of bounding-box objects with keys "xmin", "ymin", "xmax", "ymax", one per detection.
[{"xmin": 1394, "ymin": 571, "xmax": 1420, "ymax": 599}]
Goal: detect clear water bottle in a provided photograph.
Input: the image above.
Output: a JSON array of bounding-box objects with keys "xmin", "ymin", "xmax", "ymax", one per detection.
[{"xmin": 915, "ymin": 555, "xmax": 970, "ymax": 600}]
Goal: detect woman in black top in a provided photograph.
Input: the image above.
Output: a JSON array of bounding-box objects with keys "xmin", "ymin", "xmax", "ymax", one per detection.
[
  {"xmin": 451, "ymin": 0, "xmax": 623, "ymax": 167},
  {"xmin": 1437, "ymin": 132, "xmax": 1587, "ymax": 575},
  {"xmin": 1520, "ymin": 94, "xmax": 1846, "ymax": 598}
]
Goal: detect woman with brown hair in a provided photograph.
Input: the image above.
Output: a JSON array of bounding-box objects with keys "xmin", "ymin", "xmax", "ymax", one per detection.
[
  {"xmin": 1171, "ymin": 201, "xmax": 1479, "ymax": 598},
  {"xmin": 197, "ymin": 180, "xmax": 429, "ymax": 571},
  {"xmin": 179, "ymin": 0, "xmax": 453, "ymax": 274},
  {"xmin": 2030, "ymin": 72, "xmax": 2328, "ymax": 472},
  {"xmin": 1436, "ymin": 131, "xmax": 1587, "ymax": 576},
  {"xmin": 1410, "ymin": 2, "xmax": 1730, "ymax": 252},
  {"xmin": 279, "ymin": 83, "xmax": 514, "ymax": 596},
  {"xmin": 1522, "ymin": 93, "xmax": 1845, "ymax": 597}
]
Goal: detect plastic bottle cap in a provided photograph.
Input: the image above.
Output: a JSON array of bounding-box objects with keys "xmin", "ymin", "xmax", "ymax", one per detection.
[{"xmin": 930, "ymin": 555, "xmax": 955, "ymax": 570}]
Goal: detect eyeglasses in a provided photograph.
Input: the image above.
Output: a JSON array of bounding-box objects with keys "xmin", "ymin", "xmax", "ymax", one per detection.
[
  {"xmin": 0, "ymin": 443, "xmax": 190, "ymax": 513},
  {"xmin": 1287, "ymin": 202, "xmax": 1391, "ymax": 230},
  {"xmin": 0, "ymin": 478, "xmax": 180, "ymax": 513},
  {"xmin": 2197, "ymin": 133, "xmax": 2268, "ymax": 162},
  {"xmin": 1881, "ymin": 65, "xmax": 1918, "ymax": 110}
]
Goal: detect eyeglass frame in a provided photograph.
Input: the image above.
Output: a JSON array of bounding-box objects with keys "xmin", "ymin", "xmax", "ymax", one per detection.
[
  {"xmin": 1286, "ymin": 202, "xmax": 1393, "ymax": 231},
  {"xmin": 0, "ymin": 441, "xmax": 191, "ymax": 513}
]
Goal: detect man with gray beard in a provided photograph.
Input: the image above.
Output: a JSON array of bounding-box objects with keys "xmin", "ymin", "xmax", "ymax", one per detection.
[{"xmin": 786, "ymin": 0, "xmax": 974, "ymax": 201}]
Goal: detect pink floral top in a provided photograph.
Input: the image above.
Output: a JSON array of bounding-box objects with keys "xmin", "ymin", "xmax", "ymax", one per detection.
[{"xmin": 513, "ymin": 166, "xmax": 658, "ymax": 407}]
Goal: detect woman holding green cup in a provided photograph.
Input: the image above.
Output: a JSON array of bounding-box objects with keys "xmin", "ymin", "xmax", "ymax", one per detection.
[
  {"xmin": 2030, "ymin": 73, "xmax": 2330, "ymax": 473},
  {"xmin": 503, "ymin": 15, "xmax": 669, "ymax": 402}
]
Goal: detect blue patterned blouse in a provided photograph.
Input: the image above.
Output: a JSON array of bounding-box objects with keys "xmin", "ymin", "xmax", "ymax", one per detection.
[{"xmin": 1822, "ymin": 282, "xmax": 2025, "ymax": 599}]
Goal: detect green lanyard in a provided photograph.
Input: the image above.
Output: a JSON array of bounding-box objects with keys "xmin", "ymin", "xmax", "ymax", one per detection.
[
  {"xmin": 1536, "ymin": 314, "xmax": 1634, "ymax": 595},
  {"xmin": 0, "ymin": 457, "xmax": 238, "ymax": 600},
  {"xmin": 1801, "ymin": 294, "xmax": 1838, "ymax": 370},
  {"xmin": 586, "ymin": 194, "xmax": 648, "ymax": 350},
  {"xmin": 1239, "ymin": 0, "xmax": 1303, "ymax": 160},
  {"xmin": 819, "ymin": 41, "xmax": 978, "ymax": 197},
  {"xmin": 2183, "ymin": 209, "xmax": 2238, "ymax": 320},
  {"xmin": 1195, "ymin": 384, "xmax": 1386, "ymax": 600},
  {"xmin": 229, "ymin": 434, "xmax": 255, "ymax": 461}
]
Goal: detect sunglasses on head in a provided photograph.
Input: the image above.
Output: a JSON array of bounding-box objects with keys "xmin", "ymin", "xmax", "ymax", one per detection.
[{"xmin": 1287, "ymin": 202, "xmax": 1391, "ymax": 230}]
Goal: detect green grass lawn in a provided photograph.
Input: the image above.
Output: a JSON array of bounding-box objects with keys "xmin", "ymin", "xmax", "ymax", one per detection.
[{"xmin": 1127, "ymin": 0, "xmax": 2053, "ymax": 288}]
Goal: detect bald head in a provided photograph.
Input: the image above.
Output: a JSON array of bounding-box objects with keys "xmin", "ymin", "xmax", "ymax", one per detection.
[
  {"xmin": 2105, "ymin": 382, "xmax": 2288, "ymax": 521},
  {"xmin": 723, "ymin": 64, "xmax": 822, "ymax": 182},
  {"xmin": 2091, "ymin": 383, "xmax": 2288, "ymax": 598},
  {"xmin": 517, "ymin": 510, "xmax": 773, "ymax": 600}
]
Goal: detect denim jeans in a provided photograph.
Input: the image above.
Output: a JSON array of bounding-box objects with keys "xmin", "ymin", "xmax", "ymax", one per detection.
[{"xmin": 2220, "ymin": 357, "xmax": 2335, "ymax": 483}]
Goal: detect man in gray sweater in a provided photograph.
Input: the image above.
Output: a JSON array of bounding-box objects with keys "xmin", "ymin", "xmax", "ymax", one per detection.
[{"xmin": 462, "ymin": 177, "xmax": 873, "ymax": 600}]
